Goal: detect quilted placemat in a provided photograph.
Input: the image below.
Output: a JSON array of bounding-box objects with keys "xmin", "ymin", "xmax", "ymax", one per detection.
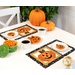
[
  {"xmin": 0, "ymin": 24, "xmax": 37, "ymax": 40},
  {"xmin": 26, "ymin": 39, "xmax": 75, "ymax": 68}
]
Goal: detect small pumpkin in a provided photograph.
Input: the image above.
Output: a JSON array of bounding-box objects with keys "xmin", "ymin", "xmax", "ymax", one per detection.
[
  {"xmin": 29, "ymin": 9, "xmax": 45, "ymax": 26},
  {"xmin": 38, "ymin": 51, "xmax": 56, "ymax": 61},
  {"xmin": 40, "ymin": 21, "xmax": 55, "ymax": 31}
]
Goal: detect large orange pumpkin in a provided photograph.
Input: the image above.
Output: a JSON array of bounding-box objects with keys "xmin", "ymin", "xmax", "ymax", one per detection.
[
  {"xmin": 29, "ymin": 9, "xmax": 45, "ymax": 26},
  {"xmin": 40, "ymin": 21, "xmax": 55, "ymax": 31}
]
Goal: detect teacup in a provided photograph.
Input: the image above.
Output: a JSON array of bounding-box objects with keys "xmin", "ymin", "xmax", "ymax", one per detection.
[
  {"xmin": 21, "ymin": 39, "xmax": 31, "ymax": 49},
  {"xmin": 38, "ymin": 27, "xmax": 47, "ymax": 36}
]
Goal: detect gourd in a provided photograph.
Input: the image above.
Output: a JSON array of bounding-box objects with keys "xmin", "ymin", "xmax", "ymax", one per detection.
[
  {"xmin": 29, "ymin": 9, "xmax": 45, "ymax": 26},
  {"xmin": 40, "ymin": 21, "xmax": 55, "ymax": 31}
]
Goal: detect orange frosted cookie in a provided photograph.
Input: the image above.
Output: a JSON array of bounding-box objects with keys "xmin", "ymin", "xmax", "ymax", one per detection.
[
  {"xmin": 7, "ymin": 32, "xmax": 15, "ymax": 36},
  {"xmin": 28, "ymin": 36, "xmax": 41, "ymax": 44},
  {"xmin": 56, "ymin": 44, "xmax": 65, "ymax": 50}
]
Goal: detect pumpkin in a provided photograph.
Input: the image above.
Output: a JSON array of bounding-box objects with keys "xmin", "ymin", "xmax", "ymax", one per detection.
[
  {"xmin": 38, "ymin": 51, "xmax": 56, "ymax": 61},
  {"xmin": 29, "ymin": 9, "xmax": 45, "ymax": 26},
  {"xmin": 40, "ymin": 21, "xmax": 55, "ymax": 31}
]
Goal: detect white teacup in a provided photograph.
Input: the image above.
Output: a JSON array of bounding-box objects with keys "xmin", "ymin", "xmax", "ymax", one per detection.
[
  {"xmin": 38, "ymin": 27, "xmax": 47, "ymax": 36},
  {"xmin": 21, "ymin": 39, "xmax": 31, "ymax": 49}
]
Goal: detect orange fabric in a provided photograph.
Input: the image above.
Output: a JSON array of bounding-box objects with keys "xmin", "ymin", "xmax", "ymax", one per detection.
[
  {"xmin": 38, "ymin": 51, "xmax": 56, "ymax": 61},
  {"xmin": 17, "ymin": 27, "xmax": 30, "ymax": 33}
]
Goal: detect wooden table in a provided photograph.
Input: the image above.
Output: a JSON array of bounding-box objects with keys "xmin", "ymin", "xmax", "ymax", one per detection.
[{"xmin": 0, "ymin": 21, "xmax": 75, "ymax": 69}]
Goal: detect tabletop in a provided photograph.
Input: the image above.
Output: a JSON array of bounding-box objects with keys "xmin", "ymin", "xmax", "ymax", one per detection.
[{"xmin": 0, "ymin": 21, "xmax": 75, "ymax": 69}]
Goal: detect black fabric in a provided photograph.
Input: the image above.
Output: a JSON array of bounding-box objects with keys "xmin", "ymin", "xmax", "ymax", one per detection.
[
  {"xmin": 0, "ymin": 24, "xmax": 37, "ymax": 40},
  {"xmin": 26, "ymin": 39, "xmax": 75, "ymax": 68}
]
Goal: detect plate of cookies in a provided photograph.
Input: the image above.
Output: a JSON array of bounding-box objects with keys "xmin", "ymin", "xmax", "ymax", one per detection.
[
  {"xmin": 4, "ymin": 31, "xmax": 18, "ymax": 38},
  {"xmin": 51, "ymin": 41, "xmax": 69, "ymax": 52}
]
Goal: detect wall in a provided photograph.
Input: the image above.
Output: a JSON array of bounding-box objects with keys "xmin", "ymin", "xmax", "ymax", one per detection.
[
  {"xmin": 0, "ymin": 6, "xmax": 17, "ymax": 29},
  {"xmin": 1, "ymin": 6, "xmax": 75, "ymax": 35},
  {"xmin": 52, "ymin": 6, "xmax": 75, "ymax": 35}
]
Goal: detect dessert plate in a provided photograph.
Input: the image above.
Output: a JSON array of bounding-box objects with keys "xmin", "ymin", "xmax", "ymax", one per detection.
[
  {"xmin": 51, "ymin": 41, "xmax": 69, "ymax": 52},
  {"xmin": 4, "ymin": 31, "xmax": 18, "ymax": 38}
]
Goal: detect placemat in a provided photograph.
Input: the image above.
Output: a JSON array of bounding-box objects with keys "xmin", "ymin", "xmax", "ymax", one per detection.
[
  {"xmin": 26, "ymin": 39, "xmax": 75, "ymax": 68},
  {"xmin": 0, "ymin": 24, "xmax": 37, "ymax": 40}
]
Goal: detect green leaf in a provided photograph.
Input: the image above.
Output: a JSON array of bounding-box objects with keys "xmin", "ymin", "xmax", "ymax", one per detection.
[
  {"xmin": 22, "ymin": 11, "xmax": 24, "ymax": 16},
  {"xmin": 25, "ymin": 32, "xmax": 27, "ymax": 34},
  {"xmin": 54, "ymin": 13, "xmax": 57, "ymax": 16},
  {"xmin": 50, "ymin": 12, "xmax": 54, "ymax": 15},
  {"xmin": 10, "ymin": 6, "xmax": 58, "ymax": 22},
  {"xmin": 31, "ymin": 6, "xmax": 34, "ymax": 9},
  {"xmin": 27, "ymin": 11, "xmax": 30, "ymax": 15},
  {"xmin": 42, "ymin": 49, "xmax": 45, "ymax": 52},
  {"xmin": 35, "ymin": 6, "xmax": 39, "ymax": 9},
  {"xmin": 46, "ymin": 7, "xmax": 49, "ymax": 13}
]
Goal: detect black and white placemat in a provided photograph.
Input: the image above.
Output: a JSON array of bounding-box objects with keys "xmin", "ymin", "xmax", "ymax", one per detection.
[
  {"xmin": 0, "ymin": 24, "xmax": 37, "ymax": 40},
  {"xmin": 26, "ymin": 39, "xmax": 75, "ymax": 68}
]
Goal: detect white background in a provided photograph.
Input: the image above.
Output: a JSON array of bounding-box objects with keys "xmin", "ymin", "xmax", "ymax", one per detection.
[{"xmin": 0, "ymin": 0, "xmax": 75, "ymax": 75}]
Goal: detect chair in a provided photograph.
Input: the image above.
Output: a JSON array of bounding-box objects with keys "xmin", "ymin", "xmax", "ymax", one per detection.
[{"xmin": 0, "ymin": 7, "xmax": 20, "ymax": 27}]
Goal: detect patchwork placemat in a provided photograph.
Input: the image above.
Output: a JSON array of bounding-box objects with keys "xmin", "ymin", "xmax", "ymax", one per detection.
[
  {"xmin": 0, "ymin": 24, "xmax": 37, "ymax": 40},
  {"xmin": 26, "ymin": 39, "xmax": 75, "ymax": 68}
]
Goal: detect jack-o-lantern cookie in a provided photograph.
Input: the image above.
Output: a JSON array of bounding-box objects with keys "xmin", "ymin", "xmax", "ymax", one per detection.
[
  {"xmin": 38, "ymin": 51, "xmax": 56, "ymax": 61},
  {"xmin": 28, "ymin": 36, "xmax": 41, "ymax": 44},
  {"xmin": 17, "ymin": 27, "xmax": 31, "ymax": 33},
  {"xmin": 7, "ymin": 32, "xmax": 15, "ymax": 36},
  {"xmin": 56, "ymin": 44, "xmax": 65, "ymax": 50}
]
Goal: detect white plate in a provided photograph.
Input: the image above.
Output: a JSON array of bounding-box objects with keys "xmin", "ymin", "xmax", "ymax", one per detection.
[
  {"xmin": 4, "ymin": 31, "xmax": 18, "ymax": 38},
  {"xmin": 51, "ymin": 41, "xmax": 69, "ymax": 52}
]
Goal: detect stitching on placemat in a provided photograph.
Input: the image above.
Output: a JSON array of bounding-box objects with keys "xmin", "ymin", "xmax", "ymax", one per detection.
[
  {"xmin": 0, "ymin": 24, "xmax": 38, "ymax": 40},
  {"xmin": 26, "ymin": 39, "xmax": 75, "ymax": 68}
]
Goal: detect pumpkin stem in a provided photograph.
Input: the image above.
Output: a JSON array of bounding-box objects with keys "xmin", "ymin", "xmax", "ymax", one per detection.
[
  {"xmin": 36, "ymin": 9, "xmax": 38, "ymax": 12},
  {"xmin": 39, "ymin": 51, "xmax": 43, "ymax": 53},
  {"xmin": 39, "ymin": 49, "xmax": 45, "ymax": 53},
  {"xmin": 46, "ymin": 21, "xmax": 49, "ymax": 24}
]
